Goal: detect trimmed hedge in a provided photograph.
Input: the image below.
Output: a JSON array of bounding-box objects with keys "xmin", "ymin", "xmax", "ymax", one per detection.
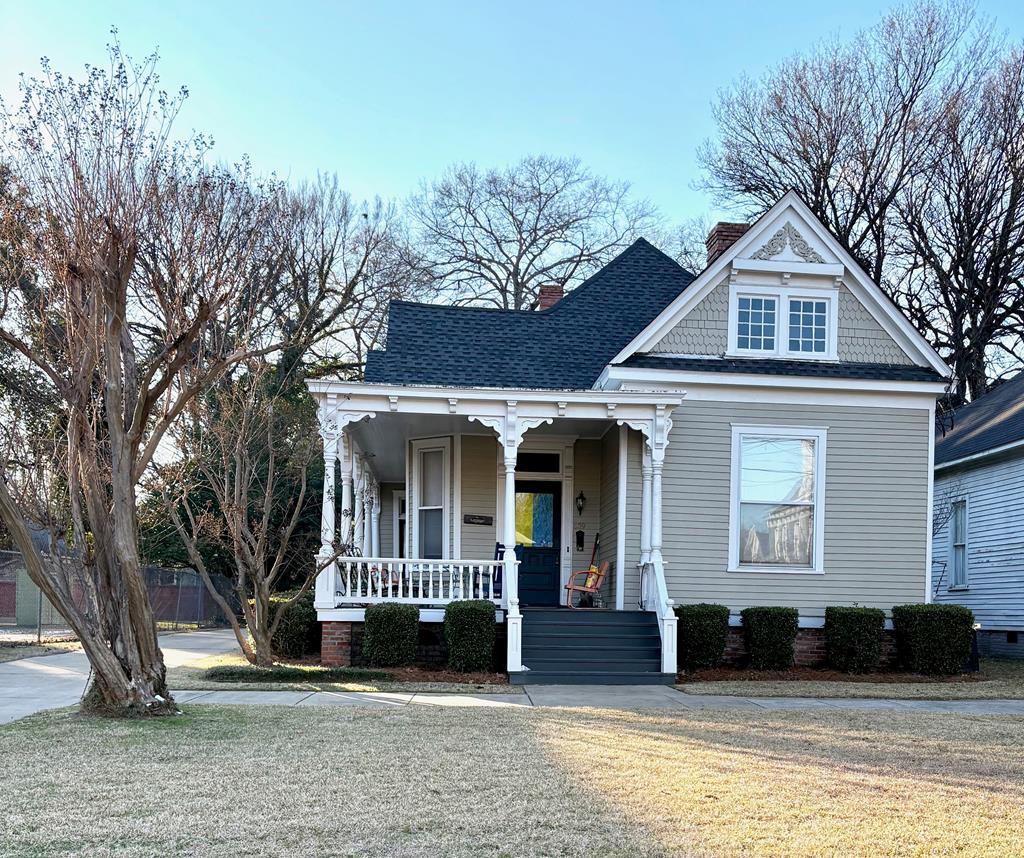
[
  {"xmin": 445, "ymin": 600, "xmax": 497, "ymax": 672},
  {"xmin": 254, "ymin": 590, "xmax": 319, "ymax": 658},
  {"xmin": 741, "ymin": 606, "xmax": 799, "ymax": 670},
  {"xmin": 892, "ymin": 603, "xmax": 974, "ymax": 675},
  {"xmin": 675, "ymin": 603, "xmax": 730, "ymax": 671},
  {"xmin": 824, "ymin": 606, "xmax": 885, "ymax": 673},
  {"xmin": 363, "ymin": 603, "xmax": 419, "ymax": 667}
]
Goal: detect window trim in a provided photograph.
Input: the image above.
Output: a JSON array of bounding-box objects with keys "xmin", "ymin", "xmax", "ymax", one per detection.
[
  {"xmin": 728, "ymin": 425, "xmax": 827, "ymax": 575},
  {"xmin": 727, "ymin": 284, "xmax": 839, "ymax": 361},
  {"xmin": 948, "ymin": 496, "xmax": 969, "ymax": 591},
  {"xmin": 411, "ymin": 437, "xmax": 451, "ymax": 560}
]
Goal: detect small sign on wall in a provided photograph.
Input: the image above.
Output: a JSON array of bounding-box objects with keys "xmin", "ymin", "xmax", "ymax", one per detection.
[{"xmin": 463, "ymin": 514, "xmax": 494, "ymax": 526}]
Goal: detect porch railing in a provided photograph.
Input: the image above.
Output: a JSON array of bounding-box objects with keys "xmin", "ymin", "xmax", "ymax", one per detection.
[
  {"xmin": 640, "ymin": 558, "xmax": 678, "ymax": 674},
  {"xmin": 333, "ymin": 557, "xmax": 504, "ymax": 607}
]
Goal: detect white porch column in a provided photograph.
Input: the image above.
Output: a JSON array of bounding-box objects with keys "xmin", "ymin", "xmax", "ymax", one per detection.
[
  {"xmin": 615, "ymin": 424, "xmax": 627, "ymax": 611},
  {"xmin": 362, "ymin": 478, "xmax": 374, "ymax": 557},
  {"xmin": 650, "ymin": 452, "xmax": 664, "ymax": 567},
  {"xmin": 639, "ymin": 441, "xmax": 653, "ymax": 569},
  {"xmin": 352, "ymin": 457, "xmax": 364, "ymax": 554},
  {"xmin": 315, "ymin": 404, "xmax": 339, "ymax": 610},
  {"xmin": 339, "ymin": 434, "xmax": 354, "ymax": 549},
  {"xmin": 502, "ymin": 435, "xmax": 522, "ymax": 672},
  {"xmin": 370, "ymin": 484, "xmax": 381, "ymax": 557}
]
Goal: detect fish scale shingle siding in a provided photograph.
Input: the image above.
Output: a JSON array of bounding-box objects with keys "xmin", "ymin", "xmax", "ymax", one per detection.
[{"xmin": 660, "ymin": 400, "xmax": 930, "ymax": 618}]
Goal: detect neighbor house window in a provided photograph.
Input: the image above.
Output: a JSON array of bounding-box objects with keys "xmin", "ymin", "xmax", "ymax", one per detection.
[
  {"xmin": 949, "ymin": 499, "xmax": 968, "ymax": 588},
  {"xmin": 729, "ymin": 287, "xmax": 837, "ymax": 360},
  {"xmin": 729, "ymin": 426, "xmax": 826, "ymax": 573},
  {"xmin": 412, "ymin": 438, "xmax": 450, "ymax": 559}
]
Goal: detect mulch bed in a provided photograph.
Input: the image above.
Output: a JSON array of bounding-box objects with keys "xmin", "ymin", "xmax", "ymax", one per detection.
[
  {"xmin": 679, "ymin": 666, "xmax": 980, "ymax": 684},
  {"xmin": 276, "ymin": 654, "xmax": 508, "ymax": 686}
]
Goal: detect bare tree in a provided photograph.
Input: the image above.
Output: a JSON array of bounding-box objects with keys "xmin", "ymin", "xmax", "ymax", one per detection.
[
  {"xmin": 895, "ymin": 48, "xmax": 1024, "ymax": 403},
  {"xmin": 658, "ymin": 216, "xmax": 713, "ymax": 275},
  {"xmin": 410, "ymin": 155, "xmax": 660, "ymax": 309},
  {"xmin": 0, "ymin": 44, "xmax": 283, "ymax": 715},
  {"xmin": 157, "ymin": 179, "xmax": 403, "ymax": 666}
]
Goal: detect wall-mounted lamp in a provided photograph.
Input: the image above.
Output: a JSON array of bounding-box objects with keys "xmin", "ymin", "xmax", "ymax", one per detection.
[{"xmin": 575, "ymin": 491, "xmax": 587, "ymax": 516}]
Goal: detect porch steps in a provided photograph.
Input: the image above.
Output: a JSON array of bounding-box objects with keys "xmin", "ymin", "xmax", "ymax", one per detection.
[{"xmin": 512, "ymin": 608, "xmax": 673, "ymax": 685}]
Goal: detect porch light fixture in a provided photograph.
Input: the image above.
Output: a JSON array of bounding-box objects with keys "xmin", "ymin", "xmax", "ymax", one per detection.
[{"xmin": 575, "ymin": 491, "xmax": 586, "ymax": 516}]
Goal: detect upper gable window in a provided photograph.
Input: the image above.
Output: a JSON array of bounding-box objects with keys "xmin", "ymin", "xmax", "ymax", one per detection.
[{"xmin": 729, "ymin": 286, "xmax": 837, "ymax": 360}]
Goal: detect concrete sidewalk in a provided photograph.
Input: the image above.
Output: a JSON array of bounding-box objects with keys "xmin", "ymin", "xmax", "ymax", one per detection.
[
  {"xmin": 0, "ymin": 628, "xmax": 239, "ymax": 725},
  {"xmin": 172, "ymin": 684, "xmax": 1024, "ymax": 714}
]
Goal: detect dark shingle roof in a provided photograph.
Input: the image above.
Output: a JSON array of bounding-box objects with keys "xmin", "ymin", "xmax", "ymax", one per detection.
[
  {"xmin": 935, "ymin": 373, "xmax": 1024, "ymax": 466},
  {"xmin": 364, "ymin": 239, "xmax": 695, "ymax": 389},
  {"xmin": 621, "ymin": 354, "xmax": 945, "ymax": 383}
]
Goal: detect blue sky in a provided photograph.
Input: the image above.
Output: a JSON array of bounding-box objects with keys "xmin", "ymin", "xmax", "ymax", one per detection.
[{"xmin": 3, "ymin": 1, "xmax": 1023, "ymax": 225}]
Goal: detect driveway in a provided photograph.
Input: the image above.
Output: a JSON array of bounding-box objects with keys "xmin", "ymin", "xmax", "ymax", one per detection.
[{"xmin": 0, "ymin": 628, "xmax": 239, "ymax": 725}]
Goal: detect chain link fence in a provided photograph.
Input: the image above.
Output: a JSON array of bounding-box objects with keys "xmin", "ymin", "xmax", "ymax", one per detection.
[{"xmin": 0, "ymin": 550, "xmax": 238, "ymax": 642}]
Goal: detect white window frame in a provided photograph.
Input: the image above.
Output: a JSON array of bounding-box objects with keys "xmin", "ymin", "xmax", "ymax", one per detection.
[
  {"xmin": 948, "ymin": 497, "xmax": 968, "ymax": 590},
  {"xmin": 728, "ymin": 425, "xmax": 827, "ymax": 574},
  {"xmin": 411, "ymin": 437, "xmax": 450, "ymax": 560},
  {"xmin": 727, "ymin": 284, "xmax": 839, "ymax": 361},
  {"xmin": 392, "ymin": 490, "xmax": 406, "ymax": 559}
]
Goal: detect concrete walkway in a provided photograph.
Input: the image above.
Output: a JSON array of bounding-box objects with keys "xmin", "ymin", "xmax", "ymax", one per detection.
[
  {"xmin": 173, "ymin": 684, "xmax": 1024, "ymax": 714},
  {"xmin": 0, "ymin": 628, "xmax": 239, "ymax": 725}
]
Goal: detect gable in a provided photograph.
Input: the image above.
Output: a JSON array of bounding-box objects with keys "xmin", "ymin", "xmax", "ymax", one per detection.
[{"xmin": 612, "ymin": 192, "xmax": 951, "ymax": 378}]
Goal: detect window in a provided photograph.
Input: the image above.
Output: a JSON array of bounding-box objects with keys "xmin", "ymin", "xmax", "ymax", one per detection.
[
  {"xmin": 515, "ymin": 490, "xmax": 555, "ymax": 547},
  {"xmin": 515, "ymin": 452, "xmax": 560, "ymax": 473},
  {"xmin": 949, "ymin": 499, "xmax": 968, "ymax": 589},
  {"xmin": 412, "ymin": 439, "xmax": 449, "ymax": 559},
  {"xmin": 788, "ymin": 299, "xmax": 828, "ymax": 354},
  {"xmin": 729, "ymin": 287, "xmax": 837, "ymax": 360},
  {"xmin": 729, "ymin": 426, "xmax": 826, "ymax": 573},
  {"xmin": 736, "ymin": 296, "xmax": 777, "ymax": 351}
]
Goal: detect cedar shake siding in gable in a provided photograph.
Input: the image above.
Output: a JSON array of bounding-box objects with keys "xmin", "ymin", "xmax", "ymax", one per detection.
[
  {"xmin": 648, "ymin": 281, "xmax": 913, "ymax": 365},
  {"xmin": 659, "ymin": 400, "xmax": 930, "ymax": 618}
]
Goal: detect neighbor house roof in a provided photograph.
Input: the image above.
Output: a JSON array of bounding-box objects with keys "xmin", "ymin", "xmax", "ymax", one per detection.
[
  {"xmin": 364, "ymin": 239, "xmax": 695, "ymax": 389},
  {"xmin": 621, "ymin": 354, "xmax": 945, "ymax": 383},
  {"xmin": 935, "ymin": 373, "xmax": 1024, "ymax": 467}
]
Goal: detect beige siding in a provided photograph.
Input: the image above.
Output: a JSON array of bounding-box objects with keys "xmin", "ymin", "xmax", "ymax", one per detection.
[
  {"xmin": 378, "ymin": 483, "xmax": 402, "ymax": 557},
  {"xmin": 649, "ymin": 280, "xmax": 913, "ymax": 365},
  {"xmin": 461, "ymin": 434, "xmax": 498, "ymax": 560},
  {"xmin": 598, "ymin": 429, "xmax": 619, "ymax": 605},
  {"xmin": 661, "ymin": 401, "xmax": 930, "ymax": 618},
  {"xmin": 572, "ymin": 440, "xmax": 603, "ymax": 590},
  {"xmin": 623, "ymin": 429, "xmax": 644, "ymax": 609}
]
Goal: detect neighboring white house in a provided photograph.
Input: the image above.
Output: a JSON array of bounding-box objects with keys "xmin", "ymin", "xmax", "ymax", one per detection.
[
  {"xmin": 308, "ymin": 191, "xmax": 951, "ymax": 684},
  {"xmin": 933, "ymin": 374, "xmax": 1024, "ymax": 658}
]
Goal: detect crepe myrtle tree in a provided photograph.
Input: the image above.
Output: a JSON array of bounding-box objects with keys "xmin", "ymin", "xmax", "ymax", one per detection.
[{"xmin": 0, "ymin": 41, "xmax": 294, "ymax": 716}]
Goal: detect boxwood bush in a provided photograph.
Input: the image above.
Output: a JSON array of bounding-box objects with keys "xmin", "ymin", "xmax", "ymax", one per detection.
[
  {"xmin": 824, "ymin": 606, "xmax": 885, "ymax": 673},
  {"xmin": 741, "ymin": 606, "xmax": 799, "ymax": 670},
  {"xmin": 363, "ymin": 603, "xmax": 419, "ymax": 667},
  {"xmin": 891, "ymin": 603, "xmax": 974, "ymax": 675},
  {"xmin": 445, "ymin": 600, "xmax": 497, "ymax": 672},
  {"xmin": 248, "ymin": 590, "xmax": 319, "ymax": 658},
  {"xmin": 675, "ymin": 603, "xmax": 731, "ymax": 671}
]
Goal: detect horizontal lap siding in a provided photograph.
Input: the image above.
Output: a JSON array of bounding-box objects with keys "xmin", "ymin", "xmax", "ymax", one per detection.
[
  {"xmin": 573, "ymin": 440, "xmax": 603, "ymax": 581},
  {"xmin": 461, "ymin": 435, "xmax": 498, "ymax": 560},
  {"xmin": 624, "ymin": 429, "xmax": 644, "ymax": 609},
  {"xmin": 662, "ymin": 401, "xmax": 930, "ymax": 618},
  {"xmin": 599, "ymin": 429, "xmax": 618, "ymax": 606},
  {"xmin": 932, "ymin": 458, "xmax": 1024, "ymax": 630}
]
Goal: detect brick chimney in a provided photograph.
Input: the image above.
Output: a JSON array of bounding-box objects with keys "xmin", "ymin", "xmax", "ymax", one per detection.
[
  {"xmin": 537, "ymin": 283, "xmax": 564, "ymax": 310},
  {"xmin": 705, "ymin": 222, "xmax": 751, "ymax": 265}
]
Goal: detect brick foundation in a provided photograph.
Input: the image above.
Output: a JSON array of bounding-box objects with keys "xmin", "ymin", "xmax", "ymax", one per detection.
[
  {"xmin": 722, "ymin": 627, "xmax": 898, "ymax": 669},
  {"xmin": 322, "ymin": 620, "xmax": 507, "ymax": 670}
]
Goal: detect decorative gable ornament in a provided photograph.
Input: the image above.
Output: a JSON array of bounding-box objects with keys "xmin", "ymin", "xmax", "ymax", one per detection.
[{"xmin": 751, "ymin": 222, "xmax": 825, "ymax": 264}]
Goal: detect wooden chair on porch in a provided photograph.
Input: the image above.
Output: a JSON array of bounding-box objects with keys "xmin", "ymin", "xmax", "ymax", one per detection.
[{"xmin": 564, "ymin": 561, "xmax": 609, "ymax": 608}]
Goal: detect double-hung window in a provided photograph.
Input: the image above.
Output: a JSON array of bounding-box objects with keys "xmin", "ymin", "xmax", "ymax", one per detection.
[
  {"xmin": 729, "ymin": 426, "xmax": 826, "ymax": 573},
  {"xmin": 949, "ymin": 499, "xmax": 968, "ymax": 589},
  {"xmin": 730, "ymin": 287, "xmax": 837, "ymax": 360},
  {"xmin": 412, "ymin": 438, "xmax": 450, "ymax": 560}
]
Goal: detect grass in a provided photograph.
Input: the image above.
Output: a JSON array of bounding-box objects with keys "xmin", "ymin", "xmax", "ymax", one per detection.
[
  {"xmin": 0, "ymin": 641, "xmax": 80, "ymax": 664},
  {"xmin": 678, "ymin": 657, "xmax": 1024, "ymax": 700},
  {"xmin": 166, "ymin": 652, "xmax": 520, "ymax": 694},
  {"xmin": 1, "ymin": 704, "xmax": 1022, "ymax": 856}
]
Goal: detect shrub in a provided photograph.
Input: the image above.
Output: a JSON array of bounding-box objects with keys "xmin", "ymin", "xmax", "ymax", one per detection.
[
  {"xmin": 363, "ymin": 603, "xmax": 419, "ymax": 667},
  {"xmin": 824, "ymin": 606, "xmax": 885, "ymax": 673},
  {"xmin": 445, "ymin": 600, "xmax": 497, "ymax": 672},
  {"xmin": 675, "ymin": 603, "xmax": 731, "ymax": 671},
  {"xmin": 741, "ymin": 606, "xmax": 799, "ymax": 670},
  {"xmin": 891, "ymin": 604, "xmax": 975, "ymax": 675},
  {"xmin": 251, "ymin": 590, "xmax": 319, "ymax": 658}
]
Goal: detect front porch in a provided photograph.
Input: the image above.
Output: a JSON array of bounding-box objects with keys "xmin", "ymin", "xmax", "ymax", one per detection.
[{"xmin": 308, "ymin": 382, "xmax": 683, "ymax": 680}]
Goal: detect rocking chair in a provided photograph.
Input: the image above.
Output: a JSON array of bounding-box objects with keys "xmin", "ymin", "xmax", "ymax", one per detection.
[{"xmin": 564, "ymin": 560, "xmax": 609, "ymax": 608}]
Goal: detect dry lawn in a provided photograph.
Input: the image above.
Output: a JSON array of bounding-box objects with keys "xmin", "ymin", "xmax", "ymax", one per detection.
[
  {"xmin": 679, "ymin": 658, "xmax": 1024, "ymax": 700},
  {"xmin": 1, "ymin": 704, "xmax": 1022, "ymax": 857}
]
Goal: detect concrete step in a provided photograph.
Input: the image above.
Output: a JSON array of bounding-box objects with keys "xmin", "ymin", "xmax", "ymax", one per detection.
[{"xmin": 510, "ymin": 671, "xmax": 675, "ymax": 686}]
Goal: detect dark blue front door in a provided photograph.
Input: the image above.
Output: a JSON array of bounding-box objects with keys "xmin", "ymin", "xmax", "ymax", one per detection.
[{"xmin": 515, "ymin": 481, "xmax": 561, "ymax": 607}]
